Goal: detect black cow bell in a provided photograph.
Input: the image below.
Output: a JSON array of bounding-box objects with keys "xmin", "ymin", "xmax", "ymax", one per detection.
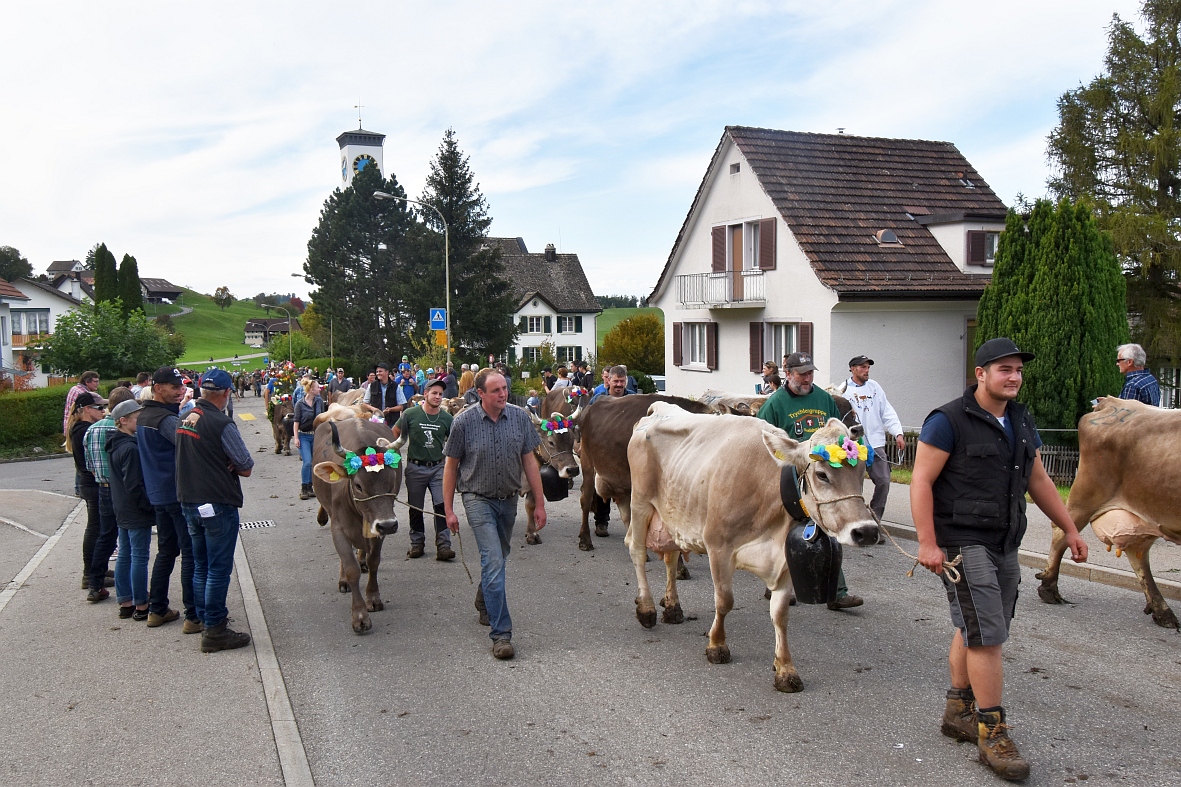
[
  {"xmin": 538, "ymin": 464, "xmax": 569, "ymax": 502},
  {"xmin": 781, "ymin": 464, "xmax": 842, "ymax": 604}
]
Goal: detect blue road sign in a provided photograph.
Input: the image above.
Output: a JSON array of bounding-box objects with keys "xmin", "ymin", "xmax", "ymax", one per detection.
[{"xmin": 429, "ymin": 308, "xmax": 447, "ymax": 330}]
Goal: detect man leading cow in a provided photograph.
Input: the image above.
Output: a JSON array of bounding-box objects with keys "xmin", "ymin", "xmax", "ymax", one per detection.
[{"xmin": 393, "ymin": 377, "xmax": 455, "ymax": 561}]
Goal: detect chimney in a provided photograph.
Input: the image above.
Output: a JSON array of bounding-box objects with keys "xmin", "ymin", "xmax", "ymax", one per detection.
[
  {"xmin": 545, "ymin": 244, "xmax": 557, "ymax": 263},
  {"xmin": 70, "ymin": 278, "xmax": 80, "ymax": 299}
]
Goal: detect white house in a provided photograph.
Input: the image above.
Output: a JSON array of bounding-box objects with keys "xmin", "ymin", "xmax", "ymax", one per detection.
[
  {"xmin": 486, "ymin": 238, "xmax": 601, "ymax": 367},
  {"xmin": 0, "ymin": 277, "xmax": 29, "ymax": 381},
  {"xmin": 10, "ymin": 278, "xmax": 84, "ymax": 387},
  {"xmin": 648, "ymin": 126, "xmax": 1007, "ymax": 428}
]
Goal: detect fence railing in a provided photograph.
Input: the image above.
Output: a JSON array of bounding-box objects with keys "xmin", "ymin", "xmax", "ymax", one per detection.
[
  {"xmin": 886, "ymin": 431, "xmax": 1080, "ymax": 487},
  {"xmin": 675, "ymin": 270, "xmax": 766, "ymax": 307}
]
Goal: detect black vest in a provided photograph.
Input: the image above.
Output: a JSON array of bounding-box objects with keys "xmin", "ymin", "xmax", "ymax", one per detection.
[
  {"xmin": 368, "ymin": 380, "xmax": 398, "ymax": 411},
  {"xmin": 930, "ymin": 386, "xmax": 1038, "ymax": 551},
  {"xmin": 176, "ymin": 399, "xmax": 244, "ymax": 508}
]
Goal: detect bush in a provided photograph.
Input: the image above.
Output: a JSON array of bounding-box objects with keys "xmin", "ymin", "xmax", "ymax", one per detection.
[
  {"xmin": 632, "ymin": 370, "xmax": 657, "ymax": 394},
  {"xmin": 0, "ymin": 381, "xmax": 119, "ymax": 447},
  {"xmin": 599, "ymin": 313, "xmax": 664, "ymax": 375}
]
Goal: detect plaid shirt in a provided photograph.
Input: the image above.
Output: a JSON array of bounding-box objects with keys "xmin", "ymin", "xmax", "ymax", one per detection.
[
  {"xmin": 1119, "ymin": 369, "xmax": 1161, "ymax": 407},
  {"xmin": 84, "ymin": 416, "xmax": 117, "ymax": 484}
]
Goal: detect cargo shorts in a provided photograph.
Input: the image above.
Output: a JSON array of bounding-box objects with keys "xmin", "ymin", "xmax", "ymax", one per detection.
[{"xmin": 940, "ymin": 544, "xmax": 1021, "ymax": 647}]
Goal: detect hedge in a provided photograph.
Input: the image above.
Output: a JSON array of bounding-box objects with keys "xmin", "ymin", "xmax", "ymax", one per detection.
[{"xmin": 0, "ymin": 382, "xmax": 117, "ymax": 447}]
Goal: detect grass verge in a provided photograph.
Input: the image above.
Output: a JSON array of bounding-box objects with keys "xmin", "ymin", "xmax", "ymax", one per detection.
[
  {"xmin": 0, "ymin": 433, "xmax": 68, "ymax": 462},
  {"xmin": 597, "ymin": 307, "xmax": 663, "ymax": 348}
]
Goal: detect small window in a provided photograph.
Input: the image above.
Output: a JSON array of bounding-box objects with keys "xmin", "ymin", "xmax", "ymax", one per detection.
[
  {"xmin": 984, "ymin": 232, "xmax": 999, "ymax": 264},
  {"xmin": 527, "ymin": 316, "xmax": 544, "ymax": 333},
  {"xmin": 523, "ymin": 347, "xmax": 543, "ymax": 363},
  {"xmin": 556, "ymin": 346, "xmax": 582, "ymax": 363},
  {"xmin": 557, "ymin": 316, "xmax": 576, "ymax": 333},
  {"xmin": 686, "ymin": 323, "xmax": 708, "ymax": 365},
  {"xmin": 967, "ymin": 231, "xmax": 1000, "ymax": 266},
  {"xmin": 730, "ymin": 163, "xmax": 740, "ymax": 174},
  {"xmin": 874, "ymin": 229, "xmax": 903, "ymax": 247},
  {"xmin": 767, "ymin": 323, "xmax": 797, "ymax": 363}
]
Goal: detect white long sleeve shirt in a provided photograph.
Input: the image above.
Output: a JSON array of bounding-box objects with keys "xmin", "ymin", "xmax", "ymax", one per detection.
[{"xmin": 842, "ymin": 378, "xmax": 903, "ymax": 449}]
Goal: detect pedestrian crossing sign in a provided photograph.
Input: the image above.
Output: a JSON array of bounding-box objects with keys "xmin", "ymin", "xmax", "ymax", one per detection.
[{"xmin": 429, "ymin": 308, "xmax": 446, "ymax": 330}]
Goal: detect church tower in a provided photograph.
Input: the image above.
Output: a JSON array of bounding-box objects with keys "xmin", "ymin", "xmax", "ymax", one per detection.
[{"xmin": 337, "ymin": 124, "xmax": 385, "ymax": 188}]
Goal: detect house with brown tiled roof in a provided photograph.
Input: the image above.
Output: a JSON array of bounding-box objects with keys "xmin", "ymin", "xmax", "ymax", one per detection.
[
  {"xmin": 0, "ymin": 277, "xmax": 31, "ymax": 379},
  {"xmin": 648, "ymin": 126, "xmax": 1007, "ymax": 426}
]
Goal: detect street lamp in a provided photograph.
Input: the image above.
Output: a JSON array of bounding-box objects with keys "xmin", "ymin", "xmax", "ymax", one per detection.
[
  {"xmin": 372, "ymin": 190, "xmax": 451, "ymax": 368},
  {"xmin": 264, "ymin": 304, "xmax": 294, "ymax": 363}
]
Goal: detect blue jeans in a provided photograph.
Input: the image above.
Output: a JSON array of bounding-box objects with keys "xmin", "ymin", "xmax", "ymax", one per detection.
[
  {"xmin": 114, "ymin": 527, "xmax": 152, "ymax": 606},
  {"xmin": 183, "ymin": 503, "xmax": 240, "ymax": 628},
  {"xmin": 89, "ymin": 486, "xmax": 119, "ymax": 591},
  {"xmin": 149, "ymin": 502, "xmax": 196, "ymax": 620},
  {"xmin": 298, "ymin": 431, "xmax": 315, "ymax": 485},
  {"xmin": 461, "ymin": 493, "xmax": 517, "ymax": 640}
]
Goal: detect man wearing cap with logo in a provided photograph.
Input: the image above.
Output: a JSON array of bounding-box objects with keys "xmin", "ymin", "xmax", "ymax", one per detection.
[
  {"xmin": 911, "ymin": 338, "xmax": 1088, "ymax": 781},
  {"xmin": 393, "ymin": 377, "xmax": 455, "ymax": 561},
  {"xmin": 175, "ymin": 369, "xmax": 255, "ymax": 653},
  {"xmin": 758, "ymin": 351, "xmax": 864, "ymax": 610},
  {"xmin": 136, "ymin": 366, "xmax": 197, "ymax": 630},
  {"xmin": 844, "ymin": 355, "xmax": 906, "ymax": 523}
]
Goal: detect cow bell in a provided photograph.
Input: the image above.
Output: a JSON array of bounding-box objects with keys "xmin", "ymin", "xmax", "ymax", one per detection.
[
  {"xmin": 538, "ymin": 463, "xmax": 569, "ymax": 502},
  {"xmin": 785, "ymin": 519, "xmax": 842, "ymax": 605}
]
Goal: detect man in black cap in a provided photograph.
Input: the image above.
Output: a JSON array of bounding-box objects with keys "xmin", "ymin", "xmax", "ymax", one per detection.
[
  {"xmin": 368, "ymin": 362, "xmax": 401, "ymax": 424},
  {"xmin": 393, "ymin": 377, "xmax": 455, "ymax": 561},
  {"xmin": 843, "ymin": 355, "xmax": 905, "ymax": 522},
  {"xmin": 911, "ymin": 337, "xmax": 1088, "ymax": 781}
]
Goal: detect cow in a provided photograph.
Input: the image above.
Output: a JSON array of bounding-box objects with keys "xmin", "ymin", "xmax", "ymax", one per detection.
[
  {"xmin": 333, "ymin": 387, "xmax": 368, "ymax": 407},
  {"xmin": 543, "ymin": 385, "xmax": 592, "ymax": 448},
  {"xmin": 1037, "ymin": 397, "xmax": 1181, "ymax": 629},
  {"xmin": 576, "ymin": 394, "xmax": 713, "ymax": 551},
  {"xmin": 697, "ymin": 389, "xmax": 768, "ymax": 416},
  {"xmin": 271, "ymin": 397, "xmax": 294, "ymax": 455},
  {"xmin": 521, "ymin": 403, "xmax": 583, "ymax": 545},
  {"xmin": 312, "ymin": 419, "xmax": 403, "ymax": 634},
  {"xmin": 626, "ymin": 403, "xmax": 879, "ymax": 692}
]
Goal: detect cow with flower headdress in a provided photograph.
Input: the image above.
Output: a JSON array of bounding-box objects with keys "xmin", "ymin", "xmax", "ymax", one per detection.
[{"xmin": 520, "ymin": 404, "xmax": 584, "ymax": 544}]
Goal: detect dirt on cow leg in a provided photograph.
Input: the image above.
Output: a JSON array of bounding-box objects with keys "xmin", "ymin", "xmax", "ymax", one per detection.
[
  {"xmin": 524, "ymin": 493, "xmax": 541, "ymax": 545},
  {"xmin": 1036, "ymin": 523, "xmax": 1075, "ymax": 605},
  {"xmin": 769, "ymin": 586, "xmax": 802, "ymax": 692},
  {"xmin": 356, "ymin": 547, "xmax": 368, "ymax": 574},
  {"xmin": 626, "ymin": 499, "xmax": 658, "ymax": 628},
  {"xmin": 705, "ymin": 550, "xmax": 735, "ymax": 665},
  {"xmin": 364, "ymin": 537, "xmax": 384, "ymax": 613},
  {"xmin": 676, "ymin": 553, "xmax": 690, "ymax": 580},
  {"xmin": 1125, "ymin": 542, "xmax": 1179, "ymax": 628},
  {"xmin": 660, "ymin": 551, "xmax": 684, "ymax": 624}
]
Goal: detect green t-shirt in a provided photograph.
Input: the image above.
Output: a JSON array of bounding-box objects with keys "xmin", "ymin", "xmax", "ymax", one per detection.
[
  {"xmin": 395, "ymin": 406, "xmax": 453, "ymax": 463},
  {"xmin": 756, "ymin": 385, "xmax": 842, "ymax": 441}
]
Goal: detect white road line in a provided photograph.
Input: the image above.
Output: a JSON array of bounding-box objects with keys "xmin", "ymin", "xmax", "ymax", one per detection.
[
  {"xmin": 0, "ymin": 489, "xmax": 79, "ymax": 500},
  {"xmin": 0, "ymin": 503, "xmax": 82, "ymax": 616},
  {"xmin": 0, "ymin": 516, "xmax": 50, "ymax": 539},
  {"xmin": 234, "ymin": 539, "xmax": 315, "ymax": 787}
]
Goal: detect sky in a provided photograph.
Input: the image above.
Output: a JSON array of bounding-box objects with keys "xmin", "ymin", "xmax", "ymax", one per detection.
[{"xmin": 0, "ymin": 0, "xmax": 1144, "ymax": 301}]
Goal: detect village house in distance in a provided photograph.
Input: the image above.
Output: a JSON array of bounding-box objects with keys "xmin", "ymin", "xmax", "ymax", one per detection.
[
  {"xmin": 485, "ymin": 237, "xmax": 601, "ymax": 366},
  {"xmin": 648, "ymin": 126, "xmax": 1007, "ymax": 426}
]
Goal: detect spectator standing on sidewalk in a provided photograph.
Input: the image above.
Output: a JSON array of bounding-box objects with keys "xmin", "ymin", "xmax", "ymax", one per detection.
[
  {"xmin": 106, "ymin": 400, "xmax": 154, "ymax": 620},
  {"xmin": 394, "ymin": 378, "xmax": 455, "ymax": 561},
  {"xmin": 64, "ymin": 370, "xmax": 103, "ymax": 433},
  {"xmin": 175, "ymin": 370, "xmax": 255, "ymax": 653},
  {"xmin": 293, "ymin": 377, "xmax": 325, "ymax": 500},
  {"xmin": 68, "ymin": 392, "xmax": 105, "ymax": 597},
  {"xmin": 83, "ymin": 387, "xmax": 137, "ymax": 597},
  {"xmin": 1116, "ymin": 343, "xmax": 1161, "ymax": 406},
  {"xmin": 843, "ymin": 355, "xmax": 906, "ymax": 523}
]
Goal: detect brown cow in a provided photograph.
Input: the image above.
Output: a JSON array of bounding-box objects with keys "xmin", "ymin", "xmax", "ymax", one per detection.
[
  {"xmin": 312, "ymin": 419, "xmax": 403, "ymax": 634},
  {"xmin": 627, "ymin": 403, "xmax": 878, "ymax": 692},
  {"xmin": 271, "ymin": 398, "xmax": 294, "ymax": 455},
  {"xmin": 521, "ymin": 403, "xmax": 583, "ymax": 545},
  {"xmin": 576, "ymin": 393, "xmax": 712, "ymax": 551},
  {"xmin": 1037, "ymin": 397, "xmax": 1181, "ymax": 629}
]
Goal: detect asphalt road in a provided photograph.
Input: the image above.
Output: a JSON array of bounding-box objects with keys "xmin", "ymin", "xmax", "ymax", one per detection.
[{"xmin": 2, "ymin": 393, "xmax": 1179, "ymax": 787}]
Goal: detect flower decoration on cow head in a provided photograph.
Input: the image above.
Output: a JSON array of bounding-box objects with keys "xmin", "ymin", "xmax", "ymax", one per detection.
[
  {"xmin": 541, "ymin": 416, "xmax": 572, "ymax": 435},
  {"xmin": 342, "ymin": 447, "xmax": 401, "ymax": 476},
  {"xmin": 565, "ymin": 386, "xmax": 588, "ymax": 403},
  {"xmin": 810, "ymin": 436, "xmax": 871, "ymax": 468}
]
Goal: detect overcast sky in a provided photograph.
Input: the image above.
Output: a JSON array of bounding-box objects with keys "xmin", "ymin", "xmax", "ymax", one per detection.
[{"xmin": 0, "ymin": 1, "xmax": 1141, "ymax": 301}]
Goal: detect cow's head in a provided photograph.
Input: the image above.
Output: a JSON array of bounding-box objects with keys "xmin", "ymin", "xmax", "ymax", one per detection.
[
  {"xmin": 531, "ymin": 405, "xmax": 582, "ymax": 479},
  {"xmin": 761, "ymin": 419, "xmax": 878, "ymax": 547},
  {"xmin": 313, "ymin": 421, "xmax": 402, "ymax": 538}
]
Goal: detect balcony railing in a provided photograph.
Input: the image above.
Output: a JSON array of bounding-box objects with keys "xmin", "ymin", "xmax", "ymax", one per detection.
[
  {"xmin": 675, "ymin": 270, "xmax": 766, "ymax": 308},
  {"xmin": 11, "ymin": 333, "xmax": 49, "ymax": 349}
]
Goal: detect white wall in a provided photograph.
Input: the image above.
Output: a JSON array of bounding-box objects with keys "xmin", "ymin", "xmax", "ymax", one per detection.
[
  {"xmin": 340, "ymin": 140, "xmax": 384, "ymax": 188},
  {"xmin": 0, "ymin": 302, "xmax": 11, "ymax": 373},
  {"xmin": 513, "ymin": 297, "xmax": 596, "ymax": 363}
]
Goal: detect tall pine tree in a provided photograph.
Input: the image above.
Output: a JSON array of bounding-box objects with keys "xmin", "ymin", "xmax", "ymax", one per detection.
[
  {"xmin": 92, "ymin": 243, "xmax": 119, "ymax": 306},
  {"xmin": 117, "ymin": 254, "xmax": 143, "ymax": 316}
]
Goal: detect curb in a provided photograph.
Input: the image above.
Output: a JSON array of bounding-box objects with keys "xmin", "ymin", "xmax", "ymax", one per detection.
[
  {"xmin": 880, "ymin": 521, "xmax": 1181, "ymax": 602},
  {"xmin": 0, "ymin": 452, "xmax": 72, "ymax": 465}
]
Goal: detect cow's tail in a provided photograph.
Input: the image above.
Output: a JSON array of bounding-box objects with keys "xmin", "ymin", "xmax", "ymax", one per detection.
[{"xmin": 317, "ymin": 505, "xmax": 328, "ymax": 526}]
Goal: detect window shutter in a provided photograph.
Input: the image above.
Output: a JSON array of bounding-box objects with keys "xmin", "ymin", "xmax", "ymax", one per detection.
[
  {"xmin": 575, "ymin": 346, "xmax": 582, "ymax": 362},
  {"xmin": 508, "ymin": 347, "xmax": 517, "ymax": 364},
  {"xmin": 758, "ymin": 218, "xmax": 776, "ymax": 270},
  {"xmin": 574, "ymin": 315, "xmax": 582, "ymax": 333},
  {"xmin": 799, "ymin": 322, "xmax": 813, "ymax": 356},
  {"xmin": 966, "ymin": 231, "xmax": 986, "ymax": 264},
  {"xmin": 706, "ymin": 323, "xmax": 718, "ymax": 370},
  {"xmin": 672, "ymin": 322, "xmax": 683, "ymax": 366},
  {"xmin": 519, "ymin": 316, "xmax": 527, "ymax": 333},
  {"xmin": 712, "ymin": 226, "xmax": 726, "ymax": 273},
  {"xmin": 749, "ymin": 322, "xmax": 764, "ymax": 372},
  {"xmin": 544, "ymin": 316, "xmax": 552, "ymax": 334}
]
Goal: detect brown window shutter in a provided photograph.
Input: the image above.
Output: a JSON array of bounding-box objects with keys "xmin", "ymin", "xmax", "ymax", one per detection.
[
  {"xmin": 707, "ymin": 323, "xmax": 718, "ymax": 370},
  {"xmin": 712, "ymin": 226, "xmax": 725, "ymax": 273},
  {"xmin": 672, "ymin": 322, "xmax": 682, "ymax": 366},
  {"xmin": 749, "ymin": 322, "xmax": 764, "ymax": 372},
  {"xmin": 758, "ymin": 218, "xmax": 776, "ymax": 270},
  {"xmin": 966, "ymin": 231, "xmax": 986, "ymax": 264},
  {"xmin": 799, "ymin": 322, "xmax": 813, "ymax": 356}
]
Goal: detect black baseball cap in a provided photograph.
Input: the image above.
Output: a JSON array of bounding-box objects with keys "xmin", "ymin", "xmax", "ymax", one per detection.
[
  {"xmin": 153, "ymin": 366, "xmax": 184, "ymax": 385},
  {"xmin": 975, "ymin": 337, "xmax": 1035, "ymax": 367},
  {"xmin": 784, "ymin": 352, "xmax": 817, "ymax": 373},
  {"xmin": 376, "ymin": 362, "xmax": 391, "ymax": 371},
  {"xmin": 424, "ymin": 378, "xmax": 447, "ymax": 392},
  {"xmin": 848, "ymin": 355, "xmax": 874, "ymax": 367}
]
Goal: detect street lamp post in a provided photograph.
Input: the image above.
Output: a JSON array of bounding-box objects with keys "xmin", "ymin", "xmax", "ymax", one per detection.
[
  {"xmin": 372, "ymin": 190, "xmax": 450, "ymax": 369},
  {"xmin": 265, "ymin": 304, "xmax": 294, "ymax": 363}
]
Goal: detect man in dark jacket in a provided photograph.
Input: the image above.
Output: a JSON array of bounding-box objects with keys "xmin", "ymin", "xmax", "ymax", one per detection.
[
  {"xmin": 911, "ymin": 338, "xmax": 1088, "ymax": 781},
  {"xmin": 138, "ymin": 366, "xmax": 195, "ymax": 630},
  {"xmin": 442, "ymin": 362, "xmax": 458, "ymax": 399},
  {"xmin": 176, "ymin": 370, "xmax": 255, "ymax": 653},
  {"xmin": 367, "ymin": 362, "xmax": 402, "ymax": 423},
  {"xmin": 107, "ymin": 400, "xmax": 155, "ymax": 621}
]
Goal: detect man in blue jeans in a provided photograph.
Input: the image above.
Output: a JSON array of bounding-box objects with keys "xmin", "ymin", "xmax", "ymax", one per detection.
[
  {"xmin": 443, "ymin": 368, "xmax": 547, "ymax": 660},
  {"xmin": 175, "ymin": 369, "xmax": 255, "ymax": 653}
]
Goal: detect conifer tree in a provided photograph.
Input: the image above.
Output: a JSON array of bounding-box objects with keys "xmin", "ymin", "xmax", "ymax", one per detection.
[
  {"xmin": 92, "ymin": 243, "xmax": 119, "ymax": 306},
  {"xmin": 117, "ymin": 254, "xmax": 143, "ymax": 316}
]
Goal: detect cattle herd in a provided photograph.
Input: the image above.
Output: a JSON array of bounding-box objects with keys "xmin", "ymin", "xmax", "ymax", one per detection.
[{"xmin": 280, "ymin": 383, "xmax": 1180, "ymax": 693}]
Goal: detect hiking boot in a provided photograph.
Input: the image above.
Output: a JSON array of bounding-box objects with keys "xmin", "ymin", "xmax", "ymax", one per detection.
[
  {"xmin": 183, "ymin": 618, "xmax": 205, "ymax": 635},
  {"xmin": 594, "ymin": 523, "xmax": 610, "ymax": 538},
  {"xmin": 977, "ymin": 707, "xmax": 1030, "ymax": 781},
  {"xmin": 475, "ymin": 588, "xmax": 489, "ymax": 626},
  {"xmin": 827, "ymin": 594, "xmax": 864, "ymax": 610},
  {"xmin": 436, "ymin": 544, "xmax": 456, "ymax": 561},
  {"xmin": 146, "ymin": 608, "xmax": 180, "ymax": 628},
  {"xmin": 492, "ymin": 638, "xmax": 515, "ymax": 660},
  {"xmin": 941, "ymin": 686, "xmax": 977, "ymax": 742},
  {"xmin": 200, "ymin": 621, "xmax": 252, "ymax": 653},
  {"xmin": 87, "ymin": 587, "xmax": 109, "ymax": 603},
  {"xmin": 299, "ymin": 484, "xmax": 313, "ymax": 500},
  {"xmin": 407, "ymin": 543, "xmax": 426, "ymax": 559}
]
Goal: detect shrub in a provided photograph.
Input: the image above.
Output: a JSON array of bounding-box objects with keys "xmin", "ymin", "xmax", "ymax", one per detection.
[
  {"xmin": 0, "ymin": 381, "xmax": 119, "ymax": 447},
  {"xmin": 599, "ymin": 313, "xmax": 664, "ymax": 375},
  {"xmin": 631, "ymin": 370, "xmax": 657, "ymax": 394}
]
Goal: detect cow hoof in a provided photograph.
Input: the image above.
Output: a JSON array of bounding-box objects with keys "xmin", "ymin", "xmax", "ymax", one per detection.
[
  {"xmin": 1151, "ymin": 607, "xmax": 1180, "ymax": 629},
  {"xmin": 358, "ymin": 562, "xmax": 369, "ymax": 574},
  {"xmin": 578, "ymin": 540, "xmax": 594, "ymax": 552},
  {"xmin": 338, "ymin": 581, "xmax": 350, "ymax": 593},
  {"xmin": 352, "ymin": 618, "xmax": 372, "ymax": 634},
  {"xmin": 284, "ymin": 450, "xmax": 291, "ymax": 457},
  {"xmin": 661, "ymin": 603, "xmax": 684, "ymax": 625},
  {"xmin": 636, "ymin": 608, "xmax": 657, "ymax": 629},
  {"xmin": 367, "ymin": 599, "xmax": 384, "ymax": 612},
  {"xmin": 774, "ymin": 670, "xmax": 804, "ymax": 693},
  {"xmin": 764, "ymin": 588, "xmax": 772, "ymax": 601},
  {"xmin": 595, "ymin": 526, "xmax": 609, "ymax": 538},
  {"xmin": 1037, "ymin": 584, "xmax": 1066, "ymax": 605},
  {"xmin": 676, "ymin": 564, "xmax": 691, "ymax": 581},
  {"xmin": 705, "ymin": 645, "xmax": 731, "ymax": 664},
  {"xmin": 274, "ymin": 448, "xmax": 281, "ymax": 455},
  {"xmin": 525, "ymin": 532, "xmax": 541, "ymax": 545}
]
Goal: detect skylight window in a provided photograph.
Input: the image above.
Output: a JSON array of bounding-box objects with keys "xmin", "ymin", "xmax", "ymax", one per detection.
[{"xmin": 874, "ymin": 229, "xmax": 903, "ymax": 247}]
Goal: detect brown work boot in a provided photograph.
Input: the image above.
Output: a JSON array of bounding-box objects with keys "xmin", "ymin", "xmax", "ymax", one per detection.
[
  {"xmin": 183, "ymin": 618, "xmax": 204, "ymax": 634},
  {"xmin": 977, "ymin": 707, "xmax": 1030, "ymax": 781},
  {"xmin": 826, "ymin": 594, "xmax": 863, "ymax": 610},
  {"xmin": 407, "ymin": 543, "xmax": 426, "ymax": 559},
  {"xmin": 146, "ymin": 608, "xmax": 180, "ymax": 628},
  {"xmin": 492, "ymin": 638, "xmax": 515, "ymax": 660},
  {"xmin": 436, "ymin": 544, "xmax": 455, "ymax": 561},
  {"xmin": 941, "ymin": 686, "xmax": 977, "ymax": 742},
  {"xmin": 200, "ymin": 621, "xmax": 252, "ymax": 653}
]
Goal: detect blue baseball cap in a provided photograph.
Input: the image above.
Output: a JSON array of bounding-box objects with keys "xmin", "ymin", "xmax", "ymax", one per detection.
[{"xmin": 200, "ymin": 369, "xmax": 234, "ymax": 390}]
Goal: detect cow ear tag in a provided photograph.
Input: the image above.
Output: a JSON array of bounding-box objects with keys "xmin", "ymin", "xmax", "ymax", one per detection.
[{"xmin": 329, "ymin": 469, "xmax": 341, "ymax": 482}]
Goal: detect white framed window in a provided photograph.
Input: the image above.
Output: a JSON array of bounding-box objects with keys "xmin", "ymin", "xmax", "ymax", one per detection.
[
  {"xmin": 10, "ymin": 312, "xmax": 20, "ymax": 336},
  {"xmin": 729, "ymin": 221, "xmax": 762, "ymax": 270},
  {"xmin": 686, "ymin": 323, "xmax": 708, "ymax": 365},
  {"xmin": 556, "ymin": 346, "xmax": 583, "ymax": 363},
  {"xmin": 527, "ymin": 316, "xmax": 544, "ymax": 333},
  {"xmin": 523, "ymin": 347, "xmax": 543, "ymax": 363},
  {"xmin": 557, "ymin": 316, "xmax": 576, "ymax": 333},
  {"xmin": 767, "ymin": 323, "xmax": 797, "ymax": 364},
  {"xmin": 967, "ymin": 230, "xmax": 1001, "ymax": 266},
  {"xmin": 984, "ymin": 232, "xmax": 999, "ymax": 264}
]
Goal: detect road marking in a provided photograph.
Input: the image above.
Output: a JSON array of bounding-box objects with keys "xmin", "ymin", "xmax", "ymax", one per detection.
[
  {"xmin": 239, "ymin": 413, "xmax": 257, "ymax": 421},
  {"xmin": 0, "ymin": 502, "xmax": 82, "ymax": 617},
  {"xmin": 234, "ymin": 539, "xmax": 315, "ymax": 787},
  {"xmin": 0, "ymin": 489, "xmax": 78, "ymax": 500},
  {"xmin": 0, "ymin": 515, "xmax": 49, "ymax": 539}
]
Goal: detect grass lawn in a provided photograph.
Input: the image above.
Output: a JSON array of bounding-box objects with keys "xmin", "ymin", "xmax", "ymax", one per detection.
[
  {"xmin": 597, "ymin": 307, "xmax": 663, "ymax": 347},
  {"xmin": 172, "ymin": 289, "xmax": 275, "ymax": 364}
]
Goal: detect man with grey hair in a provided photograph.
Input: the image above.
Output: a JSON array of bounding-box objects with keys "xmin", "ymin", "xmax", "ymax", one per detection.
[{"xmin": 1116, "ymin": 343, "xmax": 1160, "ymax": 406}]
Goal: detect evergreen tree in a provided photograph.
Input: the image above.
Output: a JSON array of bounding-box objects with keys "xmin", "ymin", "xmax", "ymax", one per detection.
[
  {"xmin": 1047, "ymin": 0, "xmax": 1181, "ymax": 362},
  {"xmin": 92, "ymin": 243, "xmax": 119, "ymax": 306},
  {"xmin": 83, "ymin": 242, "xmax": 101, "ymax": 271},
  {"xmin": 0, "ymin": 246, "xmax": 33, "ymax": 283},
  {"xmin": 117, "ymin": 254, "xmax": 143, "ymax": 316},
  {"xmin": 419, "ymin": 128, "xmax": 516, "ymax": 358}
]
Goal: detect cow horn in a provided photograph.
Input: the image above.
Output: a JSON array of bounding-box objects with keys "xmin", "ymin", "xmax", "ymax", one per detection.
[
  {"xmin": 568, "ymin": 402, "xmax": 583, "ymax": 421},
  {"xmin": 530, "ymin": 410, "xmax": 544, "ymax": 426},
  {"xmin": 329, "ymin": 421, "xmax": 348, "ymax": 458}
]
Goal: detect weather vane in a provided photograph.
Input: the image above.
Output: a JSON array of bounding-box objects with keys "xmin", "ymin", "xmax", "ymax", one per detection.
[{"xmin": 355, "ymin": 100, "xmax": 364, "ymax": 129}]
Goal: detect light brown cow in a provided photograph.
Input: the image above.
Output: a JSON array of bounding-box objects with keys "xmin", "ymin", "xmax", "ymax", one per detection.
[
  {"xmin": 627, "ymin": 403, "xmax": 879, "ymax": 692},
  {"xmin": 697, "ymin": 388, "xmax": 768, "ymax": 416},
  {"xmin": 1037, "ymin": 397, "xmax": 1181, "ymax": 628}
]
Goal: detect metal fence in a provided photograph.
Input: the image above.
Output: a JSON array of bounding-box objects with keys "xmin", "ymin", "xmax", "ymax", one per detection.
[{"xmin": 887, "ymin": 431, "xmax": 1080, "ymax": 487}]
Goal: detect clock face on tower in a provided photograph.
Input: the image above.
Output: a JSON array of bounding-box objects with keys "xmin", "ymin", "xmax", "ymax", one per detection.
[
  {"xmin": 353, "ymin": 154, "xmax": 376, "ymax": 174},
  {"xmin": 341, "ymin": 157, "xmax": 347, "ymax": 181}
]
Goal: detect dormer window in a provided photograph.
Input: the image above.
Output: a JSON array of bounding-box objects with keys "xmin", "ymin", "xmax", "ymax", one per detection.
[
  {"xmin": 967, "ymin": 231, "xmax": 1000, "ymax": 266},
  {"xmin": 874, "ymin": 229, "xmax": 903, "ymax": 247},
  {"xmin": 956, "ymin": 171, "xmax": 976, "ymax": 188}
]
